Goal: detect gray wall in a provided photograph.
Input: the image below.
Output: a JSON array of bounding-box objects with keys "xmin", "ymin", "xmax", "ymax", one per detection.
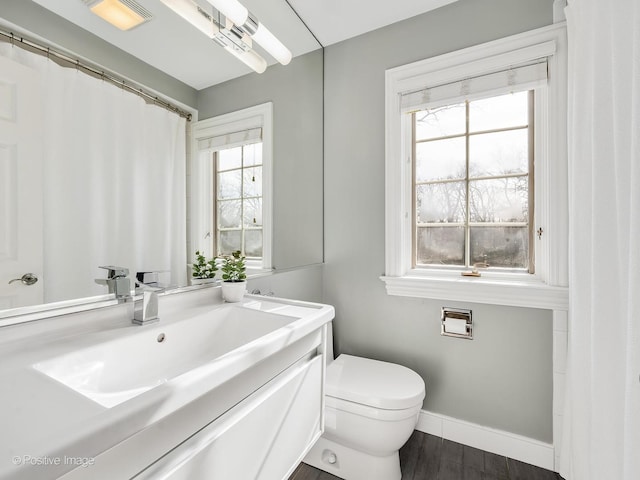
[
  {"xmin": 198, "ymin": 50, "xmax": 324, "ymax": 271},
  {"xmin": 247, "ymin": 265, "xmax": 323, "ymax": 304},
  {"xmin": 0, "ymin": 0, "xmax": 197, "ymax": 108},
  {"xmin": 323, "ymin": 0, "xmax": 555, "ymax": 442}
]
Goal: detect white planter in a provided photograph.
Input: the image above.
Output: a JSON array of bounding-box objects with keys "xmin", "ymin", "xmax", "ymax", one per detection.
[
  {"xmin": 221, "ymin": 281, "xmax": 246, "ymax": 303},
  {"xmin": 190, "ymin": 278, "xmax": 217, "ymax": 286}
]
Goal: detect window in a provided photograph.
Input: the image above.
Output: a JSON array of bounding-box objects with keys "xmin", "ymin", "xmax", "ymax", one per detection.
[
  {"xmin": 191, "ymin": 102, "xmax": 272, "ymax": 271},
  {"xmin": 215, "ymin": 142, "xmax": 264, "ymax": 258},
  {"xmin": 382, "ymin": 25, "xmax": 569, "ymax": 309},
  {"xmin": 413, "ymin": 91, "xmax": 534, "ymax": 272}
]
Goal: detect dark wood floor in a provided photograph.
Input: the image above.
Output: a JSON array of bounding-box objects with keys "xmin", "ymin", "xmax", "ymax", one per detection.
[{"xmin": 290, "ymin": 431, "xmax": 563, "ymax": 480}]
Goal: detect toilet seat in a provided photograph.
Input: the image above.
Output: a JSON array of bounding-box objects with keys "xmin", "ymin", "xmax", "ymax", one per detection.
[
  {"xmin": 325, "ymin": 354, "xmax": 425, "ymax": 414},
  {"xmin": 325, "ymin": 395, "xmax": 422, "ymax": 422}
]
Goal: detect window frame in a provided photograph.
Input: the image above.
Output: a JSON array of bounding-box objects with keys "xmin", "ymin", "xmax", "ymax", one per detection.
[
  {"xmin": 382, "ymin": 24, "xmax": 569, "ymax": 309},
  {"xmin": 190, "ymin": 102, "xmax": 273, "ymax": 273}
]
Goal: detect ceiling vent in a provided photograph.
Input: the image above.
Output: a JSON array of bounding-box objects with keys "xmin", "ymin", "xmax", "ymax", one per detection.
[{"xmin": 82, "ymin": 0, "xmax": 153, "ymax": 31}]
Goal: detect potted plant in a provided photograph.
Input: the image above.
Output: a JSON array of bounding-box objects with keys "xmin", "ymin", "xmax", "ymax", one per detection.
[
  {"xmin": 220, "ymin": 250, "xmax": 247, "ymax": 302},
  {"xmin": 190, "ymin": 250, "xmax": 218, "ymax": 285}
]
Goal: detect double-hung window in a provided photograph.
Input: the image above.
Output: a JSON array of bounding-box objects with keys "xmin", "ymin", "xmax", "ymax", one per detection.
[
  {"xmin": 383, "ymin": 25, "xmax": 569, "ymax": 309},
  {"xmin": 191, "ymin": 103, "xmax": 273, "ymax": 271}
]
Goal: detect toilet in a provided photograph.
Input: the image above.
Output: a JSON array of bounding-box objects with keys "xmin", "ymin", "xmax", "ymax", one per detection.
[{"xmin": 304, "ymin": 328, "xmax": 425, "ymax": 480}]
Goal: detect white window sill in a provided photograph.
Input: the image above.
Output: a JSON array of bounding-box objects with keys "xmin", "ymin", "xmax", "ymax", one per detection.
[{"xmin": 380, "ymin": 271, "xmax": 568, "ymax": 310}]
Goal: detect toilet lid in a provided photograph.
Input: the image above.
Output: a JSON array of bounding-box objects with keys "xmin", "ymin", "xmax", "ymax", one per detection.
[{"xmin": 325, "ymin": 354, "xmax": 425, "ymax": 410}]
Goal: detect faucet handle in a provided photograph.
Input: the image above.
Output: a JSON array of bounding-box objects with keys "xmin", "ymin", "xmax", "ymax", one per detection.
[{"xmin": 99, "ymin": 265, "xmax": 130, "ymax": 279}]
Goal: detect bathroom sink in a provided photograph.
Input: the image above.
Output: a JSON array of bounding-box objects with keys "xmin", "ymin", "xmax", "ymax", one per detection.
[{"xmin": 33, "ymin": 305, "xmax": 294, "ymax": 408}]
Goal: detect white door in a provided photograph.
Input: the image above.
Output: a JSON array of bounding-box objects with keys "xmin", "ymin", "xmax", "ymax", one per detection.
[{"xmin": 0, "ymin": 54, "xmax": 43, "ymax": 310}]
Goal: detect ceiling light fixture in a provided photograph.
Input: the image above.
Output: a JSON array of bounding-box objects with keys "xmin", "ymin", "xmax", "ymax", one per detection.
[
  {"xmin": 203, "ymin": 0, "xmax": 292, "ymax": 65},
  {"xmin": 160, "ymin": 0, "xmax": 268, "ymax": 73},
  {"xmin": 83, "ymin": 0, "xmax": 152, "ymax": 31},
  {"xmin": 213, "ymin": 22, "xmax": 268, "ymax": 74}
]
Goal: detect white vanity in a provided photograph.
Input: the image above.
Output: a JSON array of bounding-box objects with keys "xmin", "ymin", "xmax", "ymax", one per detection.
[{"xmin": 0, "ymin": 287, "xmax": 334, "ymax": 480}]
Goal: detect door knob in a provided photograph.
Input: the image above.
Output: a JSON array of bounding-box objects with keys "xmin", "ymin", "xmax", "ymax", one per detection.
[{"xmin": 8, "ymin": 273, "xmax": 38, "ymax": 286}]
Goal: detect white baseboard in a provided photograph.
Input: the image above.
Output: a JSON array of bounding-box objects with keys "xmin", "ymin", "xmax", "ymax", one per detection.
[{"xmin": 416, "ymin": 410, "xmax": 556, "ymax": 471}]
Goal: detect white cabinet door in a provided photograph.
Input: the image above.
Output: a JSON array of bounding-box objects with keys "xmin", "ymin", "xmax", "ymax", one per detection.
[
  {"xmin": 0, "ymin": 54, "xmax": 43, "ymax": 310},
  {"xmin": 136, "ymin": 355, "xmax": 324, "ymax": 480}
]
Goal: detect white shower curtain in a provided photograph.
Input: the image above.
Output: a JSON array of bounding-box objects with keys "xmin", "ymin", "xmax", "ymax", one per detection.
[
  {"xmin": 561, "ymin": 1, "xmax": 640, "ymax": 479},
  {"xmin": 0, "ymin": 43, "xmax": 187, "ymax": 301}
]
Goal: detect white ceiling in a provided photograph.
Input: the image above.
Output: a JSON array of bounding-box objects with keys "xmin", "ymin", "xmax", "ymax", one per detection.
[
  {"xmin": 30, "ymin": 0, "xmax": 457, "ymax": 90},
  {"xmin": 287, "ymin": 0, "xmax": 458, "ymax": 47}
]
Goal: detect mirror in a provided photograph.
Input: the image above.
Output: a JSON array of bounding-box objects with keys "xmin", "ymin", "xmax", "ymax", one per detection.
[
  {"xmin": 195, "ymin": 49, "xmax": 324, "ymax": 271},
  {"xmin": 0, "ymin": 0, "xmax": 323, "ymax": 320}
]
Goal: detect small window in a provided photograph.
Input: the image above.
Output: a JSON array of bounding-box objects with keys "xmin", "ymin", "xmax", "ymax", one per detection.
[
  {"xmin": 413, "ymin": 91, "xmax": 534, "ymax": 272},
  {"xmin": 215, "ymin": 142, "xmax": 264, "ymax": 259}
]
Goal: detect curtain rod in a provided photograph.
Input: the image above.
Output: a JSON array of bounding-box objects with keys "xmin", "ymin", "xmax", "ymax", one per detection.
[{"xmin": 0, "ymin": 28, "xmax": 192, "ymax": 121}]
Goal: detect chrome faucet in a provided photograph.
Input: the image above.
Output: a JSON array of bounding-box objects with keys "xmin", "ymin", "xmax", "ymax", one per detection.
[
  {"xmin": 95, "ymin": 266, "xmax": 131, "ymax": 298},
  {"xmin": 132, "ymin": 273, "xmax": 168, "ymax": 325},
  {"xmin": 133, "ymin": 290, "xmax": 160, "ymax": 326}
]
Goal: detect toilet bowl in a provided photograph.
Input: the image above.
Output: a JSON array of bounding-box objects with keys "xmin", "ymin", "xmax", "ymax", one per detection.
[{"xmin": 304, "ymin": 354, "xmax": 425, "ymax": 480}]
